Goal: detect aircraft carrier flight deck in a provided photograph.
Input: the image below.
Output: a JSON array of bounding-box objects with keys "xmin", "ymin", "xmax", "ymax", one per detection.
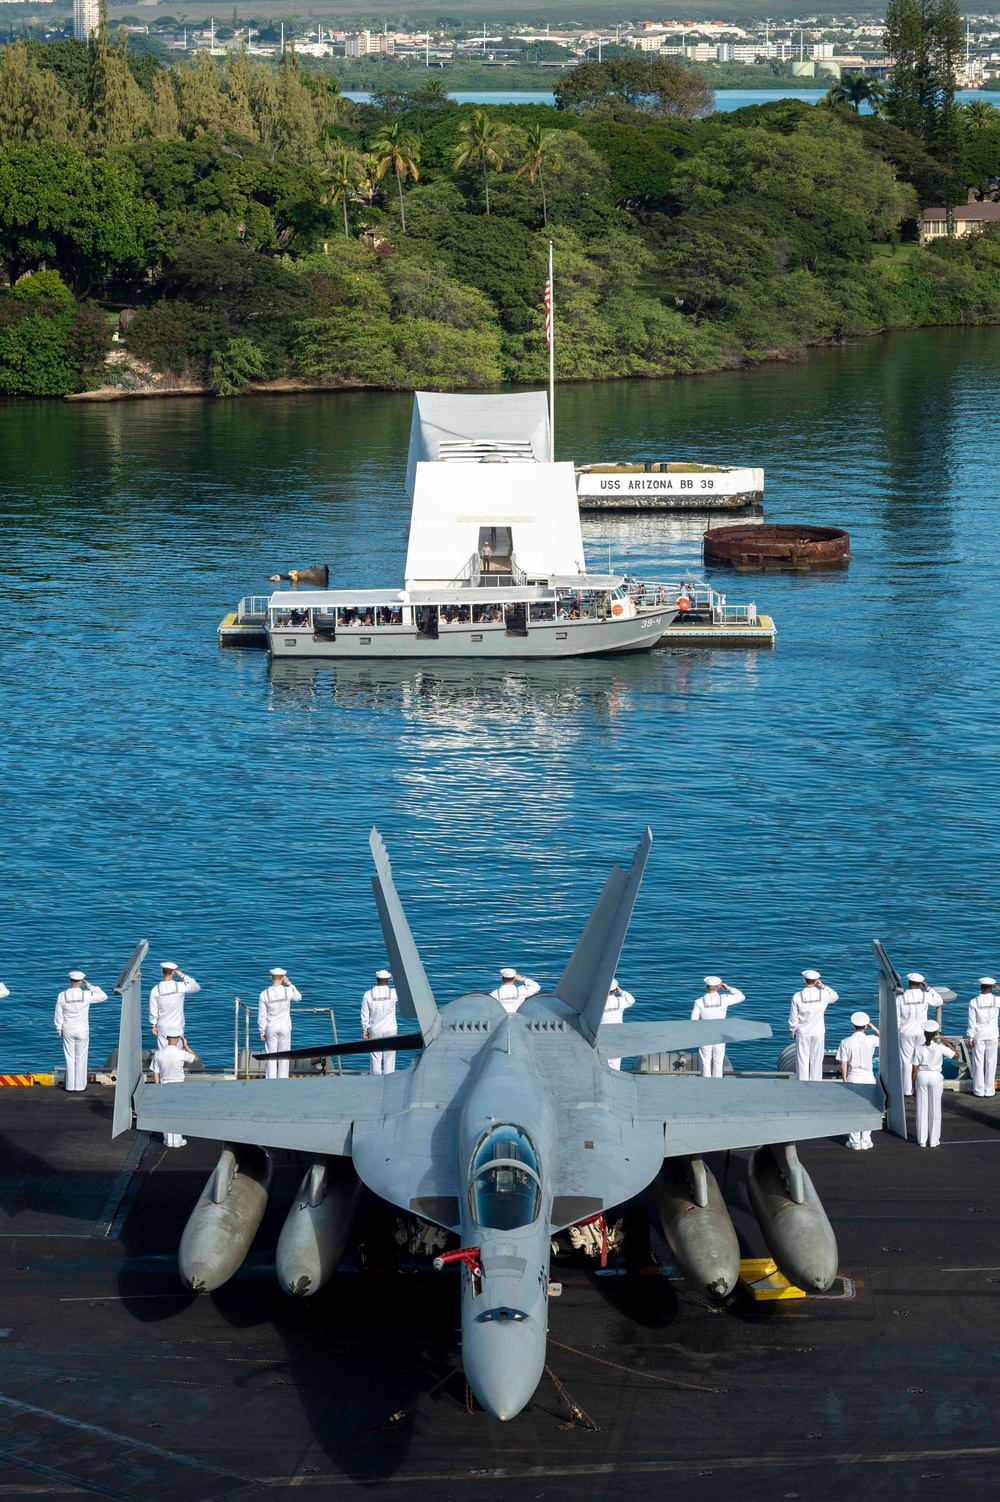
[{"xmin": 0, "ymin": 1083, "xmax": 996, "ymax": 1502}]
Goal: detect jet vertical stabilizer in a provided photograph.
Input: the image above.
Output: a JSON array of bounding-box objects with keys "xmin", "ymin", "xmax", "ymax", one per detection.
[
  {"xmin": 556, "ymin": 828, "xmax": 652, "ymax": 1046},
  {"xmin": 112, "ymin": 939, "xmax": 149, "ymax": 1138},
  {"xmin": 872, "ymin": 939, "xmax": 906, "ymax": 1138},
  {"xmin": 369, "ymin": 828, "xmax": 441, "ymax": 1046}
]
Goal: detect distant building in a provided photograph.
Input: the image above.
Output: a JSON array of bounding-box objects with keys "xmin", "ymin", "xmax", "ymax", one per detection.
[
  {"xmin": 73, "ymin": 0, "xmax": 99, "ymax": 40},
  {"xmin": 919, "ymin": 199, "xmax": 1000, "ymax": 245},
  {"xmin": 717, "ymin": 41, "xmax": 795, "ymax": 61},
  {"xmin": 344, "ymin": 30, "xmax": 395, "ymax": 57}
]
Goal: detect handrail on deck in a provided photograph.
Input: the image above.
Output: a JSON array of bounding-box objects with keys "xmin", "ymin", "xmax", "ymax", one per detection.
[
  {"xmin": 627, "ymin": 579, "xmax": 757, "ymax": 626},
  {"xmin": 233, "ymin": 997, "xmax": 342, "ymax": 1078}
]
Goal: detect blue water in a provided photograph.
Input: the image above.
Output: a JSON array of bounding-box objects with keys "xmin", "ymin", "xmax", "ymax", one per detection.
[
  {"xmin": 340, "ymin": 86, "xmax": 1000, "ymax": 110},
  {"xmin": 2, "ymin": 326, "xmax": 999, "ymax": 1073}
]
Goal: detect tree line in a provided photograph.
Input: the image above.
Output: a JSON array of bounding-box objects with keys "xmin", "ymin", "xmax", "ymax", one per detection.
[{"xmin": 1, "ymin": 39, "xmax": 999, "ymax": 398}]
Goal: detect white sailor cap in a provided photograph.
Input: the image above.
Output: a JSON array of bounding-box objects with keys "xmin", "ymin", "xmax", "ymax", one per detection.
[
  {"xmin": 611, "ymin": 977, "xmax": 619, "ymax": 988},
  {"xmin": 500, "ymin": 967, "xmax": 517, "ymax": 979},
  {"xmin": 704, "ymin": 975, "xmax": 723, "ymax": 987},
  {"xmin": 802, "ymin": 968, "xmax": 821, "ymax": 982},
  {"xmin": 160, "ymin": 961, "xmax": 178, "ymax": 971},
  {"xmin": 270, "ymin": 966, "xmax": 287, "ymax": 976},
  {"xmin": 924, "ymin": 1022, "xmax": 941, "ymax": 1033},
  {"xmin": 375, "ymin": 968, "xmax": 391, "ymax": 980},
  {"xmin": 851, "ymin": 1011, "xmax": 870, "ymax": 1027},
  {"xmin": 68, "ymin": 970, "xmax": 85, "ymax": 981},
  {"xmin": 906, "ymin": 972, "xmax": 925, "ymax": 984},
  {"xmin": 979, "ymin": 976, "xmax": 996, "ymax": 987}
]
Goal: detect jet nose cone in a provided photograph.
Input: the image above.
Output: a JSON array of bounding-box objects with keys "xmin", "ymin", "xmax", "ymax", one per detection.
[{"xmin": 464, "ymin": 1318, "xmax": 545, "ymax": 1421}]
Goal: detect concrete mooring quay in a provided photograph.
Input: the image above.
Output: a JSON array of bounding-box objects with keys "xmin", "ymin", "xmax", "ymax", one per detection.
[{"xmin": 0, "ymin": 1085, "xmax": 998, "ymax": 1502}]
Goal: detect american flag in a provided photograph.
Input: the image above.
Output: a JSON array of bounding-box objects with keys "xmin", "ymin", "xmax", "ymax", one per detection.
[{"xmin": 543, "ymin": 274, "xmax": 552, "ymax": 347}]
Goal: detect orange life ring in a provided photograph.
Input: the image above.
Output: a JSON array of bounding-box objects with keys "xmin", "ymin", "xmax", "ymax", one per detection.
[
  {"xmin": 612, "ymin": 603, "xmax": 624, "ymax": 616},
  {"xmin": 677, "ymin": 596, "xmax": 691, "ymax": 612}
]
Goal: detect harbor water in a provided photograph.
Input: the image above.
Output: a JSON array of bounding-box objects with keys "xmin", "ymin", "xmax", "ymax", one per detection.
[{"xmin": 1, "ymin": 325, "xmax": 999, "ymax": 1071}]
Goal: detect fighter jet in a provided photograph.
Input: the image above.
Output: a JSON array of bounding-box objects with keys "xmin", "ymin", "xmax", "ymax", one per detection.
[{"xmin": 113, "ymin": 830, "xmax": 887, "ymax": 1421}]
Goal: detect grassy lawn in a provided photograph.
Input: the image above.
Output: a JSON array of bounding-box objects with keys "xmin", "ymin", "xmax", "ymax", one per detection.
[{"xmin": 871, "ymin": 242, "xmax": 920, "ymax": 261}]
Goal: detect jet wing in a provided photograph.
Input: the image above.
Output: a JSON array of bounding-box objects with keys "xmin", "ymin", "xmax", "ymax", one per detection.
[
  {"xmin": 596, "ymin": 1019, "xmax": 772, "ymax": 1059},
  {"xmin": 135, "ymin": 1076, "xmax": 386, "ymax": 1156},
  {"xmin": 629, "ymin": 1074, "xmax": 884, "ymax": 1158}
]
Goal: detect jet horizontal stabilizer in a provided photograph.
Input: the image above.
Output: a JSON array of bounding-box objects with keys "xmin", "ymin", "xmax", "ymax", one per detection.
[
  {"xmin": 557, "ymin": 828, "xmax": 653, "ymax": 1047},
  {"xmin": 255, "ymin": 1033, "xmax": 424, "ymax": 1063},
  {"xmin": 597, "ymin": 1018, "xmax": 772, "ymax": 1059}
]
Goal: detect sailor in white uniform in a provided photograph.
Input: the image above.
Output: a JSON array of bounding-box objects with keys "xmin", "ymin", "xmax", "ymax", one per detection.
[
  {"xmin": 836, "ymin": 1012, "xmax": 879, "ymax": 1149},
  {"xmin": 361, "ymin": 969, "xmax": 398, "ymax": 1075},
  {"xmin": 691, "ymin": 976, "xmax": 745, "ymax": 1078},
  {"xmin": 788, "ymin": 968, "xmax": 838, "ymax": 1081},
  {"xmin": 258, "ymin": 966, "xmax": 301, "ymax": 1080},
  {"xmin": 966, "ymin": 977, "xmax": 999, "ymax": 1098},
  {"xmin": 490, "ymin": 968, "xmax": 541, "ymax": 1015},
  {"xmin": 150, "ymin": 1035, "xmax": 196, "ymax": 1146},
  {"xmin": 601, "ymin": 978, "xmax": 636, "ymax": 1070},
  {"xmin": 149, "ymin": 963, "xmax": 201, "ymax": 1049},
  {"xmin": 54, "ymin": 970, "xmax": 108, "ymax": 1092},
  {"xmin": 897, "ymin": 973, "xmax": 941, "ymax": 1095},
  {"xmin": 913, "ymin": 1025, "xmax": 958, "ymax": 1147}
]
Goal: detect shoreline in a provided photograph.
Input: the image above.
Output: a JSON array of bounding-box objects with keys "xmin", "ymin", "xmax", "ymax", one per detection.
[{"xmin": 60, "ymin": 320, "xmax": 1000, "ymax": 405}]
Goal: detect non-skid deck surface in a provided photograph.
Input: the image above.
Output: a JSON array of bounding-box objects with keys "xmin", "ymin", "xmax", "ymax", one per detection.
[{"xmin": 0, "ymin": 1086, "xmax": 997, "ymax": 1500}]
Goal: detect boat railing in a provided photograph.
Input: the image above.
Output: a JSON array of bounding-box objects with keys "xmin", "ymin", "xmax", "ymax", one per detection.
[
  {"xmin": 237, "ymin": 595, "xmax": 271, "ymax": 624},
  {"xmin": 233, "ymin": 999, "xmax": 350, "ymax": 1078},
  {"xmin": 450, "ymin": 552, "xmax": 482, "ymax": 588},
  {"xmin": 628, "ymin": 580, "xmax": 757, "ymax": 626}
]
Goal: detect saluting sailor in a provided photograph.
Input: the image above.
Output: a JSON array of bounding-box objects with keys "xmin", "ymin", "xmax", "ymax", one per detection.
[
  {"xmin": 913, "ymin": 1024, "xmax": 958, "ymax": 1147},
  {"xmin": 149, "ymin": 962, "xmax": 201, "ymax": 1049},
  {"xmin": 151, "ymin": 1035, "xmax": 196, "ymax": 1147},
  {"xmin": 490, "ymin": 967, "xmax": 540, "ymax": 1015},
  {"xmin": 258, "ymin": 966, "xmax": 301, "ymax": 1081},
  {"xmin": 897, "ymin": 973, "xmax": 942, "ymax": 1096},
  {"xmin": 361, "ymin": 968, "xmax": 398, "ymax": 1075},
  {"xmin": 788, "ymin": 968, "xmax": 838, "ymax": 1081},
  {"xmin": 966, "ymin": 977, "xmax": 999, "ymax": 1098},
  {"xmin": 691, "ymin": 975, "xmax": 745, "ymax": 1078},
  {"xmin": 837, "ymin": 1012, "xmax": 879, "ymax": 1149},
  {"xmin": 601, "ymin": 977, "xmax": 636, "ymax": 1070},
  {"xmin": 55, "ymin": 969, "xmax": 108, "ymax": 1092}
]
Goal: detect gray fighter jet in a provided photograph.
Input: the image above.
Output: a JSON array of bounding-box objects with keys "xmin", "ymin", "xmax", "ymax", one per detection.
[{"xmin": 114, "ymin": 830, "xmax": 887, "ymax": 1421}]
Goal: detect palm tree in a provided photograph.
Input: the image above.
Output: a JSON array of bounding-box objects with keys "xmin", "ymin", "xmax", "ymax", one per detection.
[
  {"xmin": 453, "ymin": 108, "xmax": 509, "ymax": 215},
  {"xmin": 515, "ymin": 122, "xmax": 563, "ymax": 227},
  {"xmin": 410, "ymin": 77, "xmax": 450, "ymax": 108},
  {"xmin": 827, "ymin": 72, "xmax": 885, "ymax": 113},
  {"xmin": 964, "ymin": 96, "xmax": 1000, "ymax": 128},
  {"xmin": 324, "ymin": 147, "xmax": 362, "ymax": 239},
  {"xmin": 371, "ymin": 123, "xmax": 421, "ymax": 233}
]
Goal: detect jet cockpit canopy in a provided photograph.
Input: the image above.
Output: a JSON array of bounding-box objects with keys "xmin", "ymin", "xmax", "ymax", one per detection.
[{"xmin": 470, "ymin": 1125, "xmax": 541, "ymax": 1231}]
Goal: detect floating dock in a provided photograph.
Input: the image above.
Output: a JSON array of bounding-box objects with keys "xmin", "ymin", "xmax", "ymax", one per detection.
[{"xmin": 1, "ymin": 1082, "xmax": 996, "ymax": 1497}]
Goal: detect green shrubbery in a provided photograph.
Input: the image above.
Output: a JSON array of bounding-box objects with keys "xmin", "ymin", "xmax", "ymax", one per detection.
[{"xmin": 2, "ymin": 42, "xmax": 1000, "ymax": 398}]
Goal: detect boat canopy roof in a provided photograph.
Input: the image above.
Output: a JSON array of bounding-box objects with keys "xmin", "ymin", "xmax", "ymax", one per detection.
[
  {"xmin": 268, "ymin": 574, "xmax": 622, "ymax": 610},
  {"xmin": 405, "ymin": 391, "xmax": 551, "ymax": 495}
]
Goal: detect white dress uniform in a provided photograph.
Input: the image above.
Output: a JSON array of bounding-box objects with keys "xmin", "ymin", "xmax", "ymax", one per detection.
[
  {"xmin": 914, "ymin": 1038, "xmax": 957, "ymax": 1146},
  {"xmin": 967, "ymin": 991, "xmax": 999, "ymax": 1097},
  {"xmin": 690, "ymin": 983, "xmax": 745, "ymax": 1077},
  {"xmin": 489, "ymin": 977, "xmax": 541, "ymax": 1014},
  {"xmin": 788, "ymin": 981, "xmax": 838, "ymax": 1080},
  {"xmin": 601, "ymin": 982, "xmax": 636, "ymax": 1070},
  {"xmin": 54, "ymin": 981, "xmax": 108, "ymax": 1091},
  {"xmin": 149, "ymin": 973, "xmax": 202, "ymax": 1048},
  {"xmin": 897, "ymin": 986, "xmax": 940, "ymax": 1095},
  {"xmin": 361, "ymin": 984, "xmax": 399, "ymax": 1075},
  {"xmin": 836, "ymin": 1030, "xmax": 878, "ymax": 1148},
  {"xmin": 151, "ymin": 1043, "xmax": 195, "ymax": 1145},
  {"xmin": 258, "ymin": 981, "xmax": 302, "ymax": 1080}
]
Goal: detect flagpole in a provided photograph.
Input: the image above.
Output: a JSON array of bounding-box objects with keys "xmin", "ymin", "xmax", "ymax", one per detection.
[{"xmin": 547, "ymin": 240, "xmax": 555, "ymax": 463}]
